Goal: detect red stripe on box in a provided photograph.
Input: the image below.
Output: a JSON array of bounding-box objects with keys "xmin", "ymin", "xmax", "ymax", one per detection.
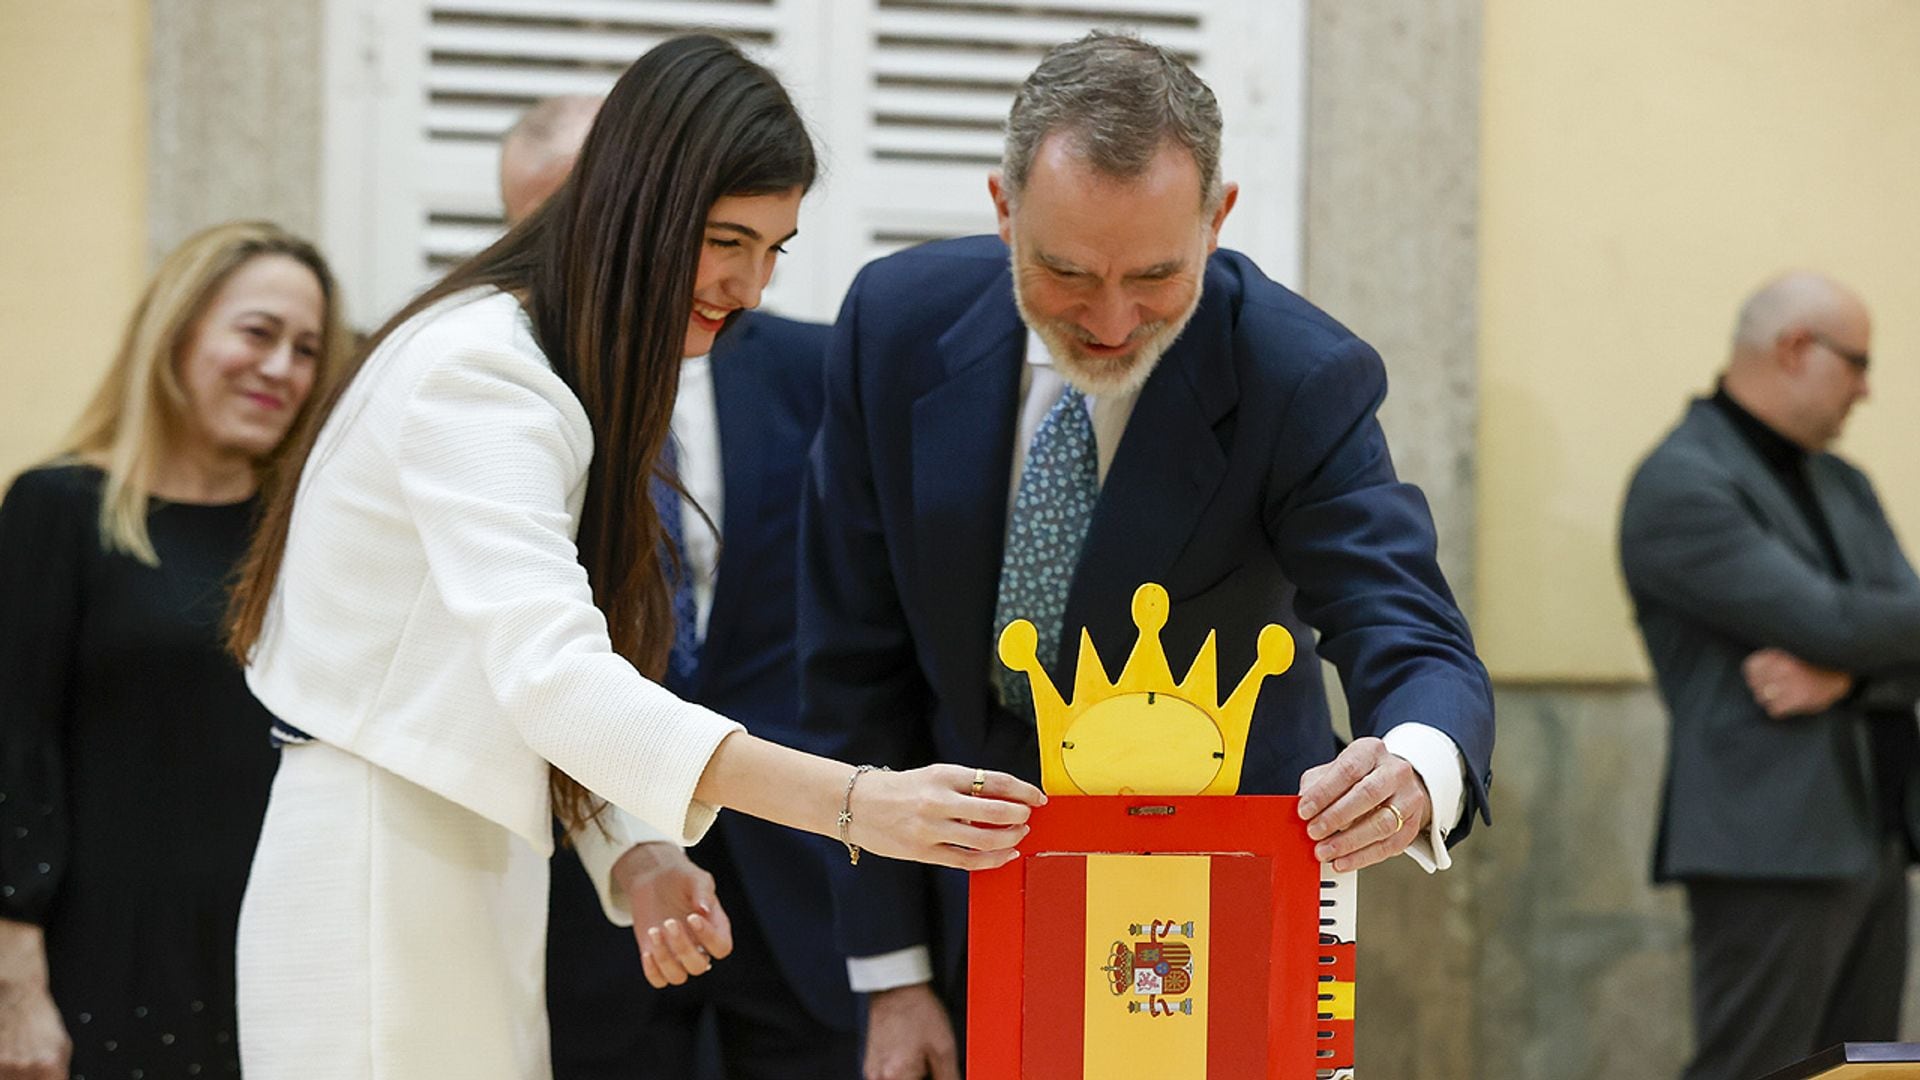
[
  {"xmin": 1268, "ymin": 843, "xmax": 1321, "ymax": 1072},
  {"xmin": 1021, "ymin": 855, "xmax": 1087, "ymax": 1079},
  {"xmin": 1205, "ymin": 853, "xmax": 1271, "ymax": 1076},
  {"xmin": 967, "ymin": 856, "xmax": 1026, "ymax": 1076}
]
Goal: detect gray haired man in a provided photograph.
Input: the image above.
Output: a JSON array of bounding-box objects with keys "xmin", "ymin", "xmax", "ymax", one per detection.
[
  {"xmin": 1621, "ymin": 272, "xmax": 1920, "ymax": 1080},
  {"xmin": 797, "ymin": 32, "xmax": 1493, "ymax": 1079}
]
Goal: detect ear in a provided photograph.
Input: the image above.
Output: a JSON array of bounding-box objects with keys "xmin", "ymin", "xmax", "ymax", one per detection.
[
  {"xmin": 1776, "ymin": 328, "xmax": 1810, "ymax": 375},
  {"xmin": 1204, "ymin": 181, "xmax": 1240, "ymax": 253},
  {"xmin": 988, "ymin": 171, "xmax": 1015, "ymax": 245}
]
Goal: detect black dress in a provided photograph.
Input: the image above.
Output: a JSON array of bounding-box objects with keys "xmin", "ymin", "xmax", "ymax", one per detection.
[{"xmin": 0, "ymin": 464, "xmax": 278, "ymax": 1079}]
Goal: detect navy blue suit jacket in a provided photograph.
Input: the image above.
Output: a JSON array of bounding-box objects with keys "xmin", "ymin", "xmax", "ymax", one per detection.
[
  {"xmin": 547, "ymin": 311, "xmax": 854, "ymax": 1057},
  {"xmin": 795, "ymin": 237, "xmax": 1495, "ymax": 996}
]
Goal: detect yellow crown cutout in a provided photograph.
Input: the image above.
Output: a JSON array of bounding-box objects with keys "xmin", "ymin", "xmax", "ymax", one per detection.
[{"xmin": 998, "ymin": 583, "xmax": 1295, "ymax": 797}]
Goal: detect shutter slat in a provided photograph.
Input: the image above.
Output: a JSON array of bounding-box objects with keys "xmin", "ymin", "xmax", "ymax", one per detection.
[
  {"xmin": 432, "ymin": 0, "xmax": 778, "ymax": 32},
  {"xmin": 427, "ymin": 23, "xmax": 680, "ymax": 63},
  {"xmin": 427, "ymin": 64, "xmax": 621, "ymax": 99},
  {"xmin": 873, "ymin": 9, "xmax": 1203, "ymax": 54},
  {"xmin": 870, "ymin": 47, "xmax": 1045, "ymax": 87},
  {"xmin": 870, "ymin": 84, "xmax": 1013, "ymax": 126},
  {"xmin": 869, "ymin": 126, "xmax": 1005, "ymax": 162},
  {"xmin": 426, "ymin": 103, "xmax": 525, "ymax": 138},
  {"xmin": 876, "ymin": 0, "xmax": 1207, "ymax": 18}
]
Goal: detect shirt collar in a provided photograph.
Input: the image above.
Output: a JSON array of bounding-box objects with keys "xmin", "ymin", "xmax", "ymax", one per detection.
[
  {"xmin": 1710, "ymin": 382, "xmax": 1807, "ymax": 472},
  {"xmin": 1024, "ymin": 327, "xmax": 1051, "ymax": 368}
]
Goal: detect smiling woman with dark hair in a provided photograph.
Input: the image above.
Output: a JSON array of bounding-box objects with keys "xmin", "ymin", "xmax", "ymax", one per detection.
[{"xmin": 221, "ymin": 36, "xmax": 1043, "ymax": 1080}]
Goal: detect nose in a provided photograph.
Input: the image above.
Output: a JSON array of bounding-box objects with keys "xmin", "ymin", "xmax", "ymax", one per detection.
[
  {"xmin": 1080, "ymin": 285, "xmax": 1139, "ymax": 347},
  {"xmin": 259, "ymin": 340, "xmax": 295, "ymax": 380},
  {"xmin": 719, "ymin": 257, "xmax": 771, "ymax": 313},
  {"xmin": 738, "ymin": 269, "xmax": 765, "ymax": 311}
]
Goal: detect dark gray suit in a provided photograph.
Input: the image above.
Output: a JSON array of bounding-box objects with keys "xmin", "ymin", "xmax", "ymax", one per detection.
[{"xmin": 1620, "ymin": 396, "xmax": 1920, "ymax": 1080}]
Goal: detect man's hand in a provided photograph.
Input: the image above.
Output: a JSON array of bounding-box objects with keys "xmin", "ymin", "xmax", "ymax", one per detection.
[
  {"xmin": 1744, "ymin": 648, "xmax": 1854, "ymax": 720},
  {"xmin": 863, "ymin": 982, "xmax": 958, "ymax": 1080},
  {"xmin": 1297, "ymin": 737, "xmax": 1432, "ymax": 873},
  {"xmin": 612, "ymin": 841, "xmax": 734, "ymax": 989},
  {"xmin": 0, "ymin": 919, "xmax": 69, "ymax": 1080}
]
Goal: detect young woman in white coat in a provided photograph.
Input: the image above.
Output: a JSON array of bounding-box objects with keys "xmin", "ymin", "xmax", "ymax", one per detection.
[{"xmin": 224, "ymin": 35, "xmax": 1043, "ymax": 1080}]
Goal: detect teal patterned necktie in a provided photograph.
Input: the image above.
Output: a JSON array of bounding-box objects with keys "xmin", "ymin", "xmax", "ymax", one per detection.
[{"xmin": 992, "ymin": 385, "xmax": 1098, "ymax": 717}]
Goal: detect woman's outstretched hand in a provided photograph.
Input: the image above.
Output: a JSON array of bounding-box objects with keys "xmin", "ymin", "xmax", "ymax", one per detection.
[
  {"xmin": 847, "ymin": 765, "xmax": 1045, "ymax": 871},
  {"xmin": 691, "ymin": 734, "xmax": 1048, "ymax": 872}
]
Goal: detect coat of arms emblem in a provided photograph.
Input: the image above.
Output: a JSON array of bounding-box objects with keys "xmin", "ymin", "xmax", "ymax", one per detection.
[{"xmin": 1103, "ymin": 918, "xmax": 1197, "ymax": 1017}]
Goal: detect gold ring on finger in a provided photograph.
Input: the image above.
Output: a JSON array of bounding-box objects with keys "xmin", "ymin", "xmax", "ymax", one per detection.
[
  {"xmin": 1383, "ymin": 802, "xmax": 1406, "ymax": 834},
  {"xmin": 972, "ymin": 767, "xmax": 986, "ymax": 795}
]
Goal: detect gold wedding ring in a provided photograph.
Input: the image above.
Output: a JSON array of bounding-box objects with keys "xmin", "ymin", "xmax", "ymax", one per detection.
[
  {"xmin": 1383, "ymin": 802, "xmax": 1407, "ymax": 834},
  {"xmin": 971, "ymin": 767, "xmax": 986, "ymax": 795}
]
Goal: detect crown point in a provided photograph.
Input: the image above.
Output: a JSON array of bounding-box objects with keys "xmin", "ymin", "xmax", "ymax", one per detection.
[
  {"xmin": 998, "ymin": 619, "xmax": 1040, "ymax": 668},
  {"xmin": 1253, "ymin": 624, "xmax": 1296, "ymax": 675},
  {"xmin": 1130, "ymin": 582, "xmax": 1170, "ymax": 634}
]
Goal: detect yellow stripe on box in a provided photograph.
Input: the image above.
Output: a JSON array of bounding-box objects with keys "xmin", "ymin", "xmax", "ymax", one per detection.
[
  {"xmin": 1082, "ymin": 854, "xmax": 1210, "ymax": 1080},
  {"xmin": 1318, "ymin": 981, "xmax": 1355, "ymax": 1021}
]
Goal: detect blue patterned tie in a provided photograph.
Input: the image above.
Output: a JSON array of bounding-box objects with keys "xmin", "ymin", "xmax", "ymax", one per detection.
[
  {"xmin": 992, "ymin": 385, "xmax": 1098, "ymax": 717},
  {"xmin": 653, "ymin": 438, "xmax": 701, "ymax": 696}
]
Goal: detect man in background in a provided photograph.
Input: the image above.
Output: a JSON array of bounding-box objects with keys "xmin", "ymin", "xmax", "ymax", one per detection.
[
  {"xmin": 501, "ymin": 97, "xmax": 859, "ymax": 1079},
  {"xmin": 498, "ymin": 95, "xmax": 599, "ymax": 224},
  {"xmin": 1621, "ymin": 272, "xmax": 1920, "ymax": 1080},
  {"xmin": 798, "ymin": 33, "xmax": 1494, "ymax": 1079}
]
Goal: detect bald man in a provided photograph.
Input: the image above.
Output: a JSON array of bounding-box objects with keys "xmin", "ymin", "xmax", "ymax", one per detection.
[
  {"xmin": 499, "ymin": 95, "xmax": 601, "ymax": 225},
  {"xmin": 499, "ymin": 98, "xmax": 857, "ymax": 1079},
  {"xmin": 1621, "ymin": 273, "xmax": 1920, "ymax": 1080}
]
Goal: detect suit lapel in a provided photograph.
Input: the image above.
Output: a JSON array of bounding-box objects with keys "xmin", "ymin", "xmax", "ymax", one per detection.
[
  {"xmin": 1693, "ymin": 403, "xmax": 1829, "ymax": 568},
  {"xmin": 699, "ymin": 328, "xmax": 768, "ymax": 690},
  {"xmin": 1056, "ymin": 280, "xmax": 1234, "ymax": 688},
  {"xmin": 1808, "ymin": 457, "xmax": 1876, "ymax": 582},
  {"xmin": 911, "ymin": 272, "xmax": 1024, "ymax": 742}
]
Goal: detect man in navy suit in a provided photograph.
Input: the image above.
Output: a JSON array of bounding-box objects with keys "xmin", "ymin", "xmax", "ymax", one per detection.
[
  {"xmin": 543, "ymin": 310, "xmax": 860, "ymax": 1080},
  {"xmin": 796, "ymin": 33, "xmax": 1495, "ymax": 1078},
  {"xmin": 499, "ymin": 97, "xmax": 859, "ymax": 1079}
]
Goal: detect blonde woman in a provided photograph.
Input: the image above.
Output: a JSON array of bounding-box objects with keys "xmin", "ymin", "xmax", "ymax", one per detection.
[{"xmin": 0, "ymin": 222, "xmax": 348, "ymax": 1080}]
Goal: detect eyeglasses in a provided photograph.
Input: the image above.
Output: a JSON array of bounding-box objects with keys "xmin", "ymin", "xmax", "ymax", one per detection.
[{"xmin": 1808, "ymin": 333, "xmax": 1871, "ymax": 373}]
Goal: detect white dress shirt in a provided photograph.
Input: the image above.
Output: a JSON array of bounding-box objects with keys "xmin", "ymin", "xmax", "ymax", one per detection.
[
  {"xmin": 846, "ymin": 328, "xmax": 1470, "ymax": 994},
  {"xmin": 671, "ymin": 353, "xmax": 724, "ymax": 638}
]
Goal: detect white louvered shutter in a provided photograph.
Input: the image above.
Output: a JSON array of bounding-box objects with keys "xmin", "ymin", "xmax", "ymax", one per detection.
[{"xmin": 318, "ymin": 0, "xmax": 1303, "ymax": 327}]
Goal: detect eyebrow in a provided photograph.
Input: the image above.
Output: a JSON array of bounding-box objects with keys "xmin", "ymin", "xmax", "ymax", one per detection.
[
  {"xmin": 707, "ymin": 220, "xmax": 800, "ymax": 246},
  {"xmin": 237, "ymin": 310, "xmax": 286, "ymax": 325},
  {"xmin": 1035, "ymin": 251, "xmax": 1185, "ymax": 279},
  {"xmin": 1126, "ymin": 260, "xmax": 1184, "ymax": 279}
]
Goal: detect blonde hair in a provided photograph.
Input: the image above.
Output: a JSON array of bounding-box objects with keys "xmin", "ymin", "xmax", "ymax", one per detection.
[{"xmin": 61, "ymin": 221, "xmax": 350, "ymax": 565}]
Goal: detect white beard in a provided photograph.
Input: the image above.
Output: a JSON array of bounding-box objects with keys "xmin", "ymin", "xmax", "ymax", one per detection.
[{"xmin": 1012, "ymin": 271, "xmax": 1204, "ymax": 399}]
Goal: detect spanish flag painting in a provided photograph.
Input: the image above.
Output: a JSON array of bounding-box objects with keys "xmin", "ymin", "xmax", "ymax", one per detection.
[{"xmin": 968, "ymin": 796, "xmax": 1353, "ymax": 1079}]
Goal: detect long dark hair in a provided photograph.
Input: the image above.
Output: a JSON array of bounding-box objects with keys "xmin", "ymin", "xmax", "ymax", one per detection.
[{"xmin": 228, "ymin": 35, "xmax": 817, "ymax": 833}]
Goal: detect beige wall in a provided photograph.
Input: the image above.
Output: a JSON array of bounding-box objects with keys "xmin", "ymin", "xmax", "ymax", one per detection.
[
  {"xmin": 0, "ymin": 2, "xmax": 149, "ymax": 486},
  {"xmin": 1478, "ymin": 1, "xmax": 1920, "ymax": 681}
]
